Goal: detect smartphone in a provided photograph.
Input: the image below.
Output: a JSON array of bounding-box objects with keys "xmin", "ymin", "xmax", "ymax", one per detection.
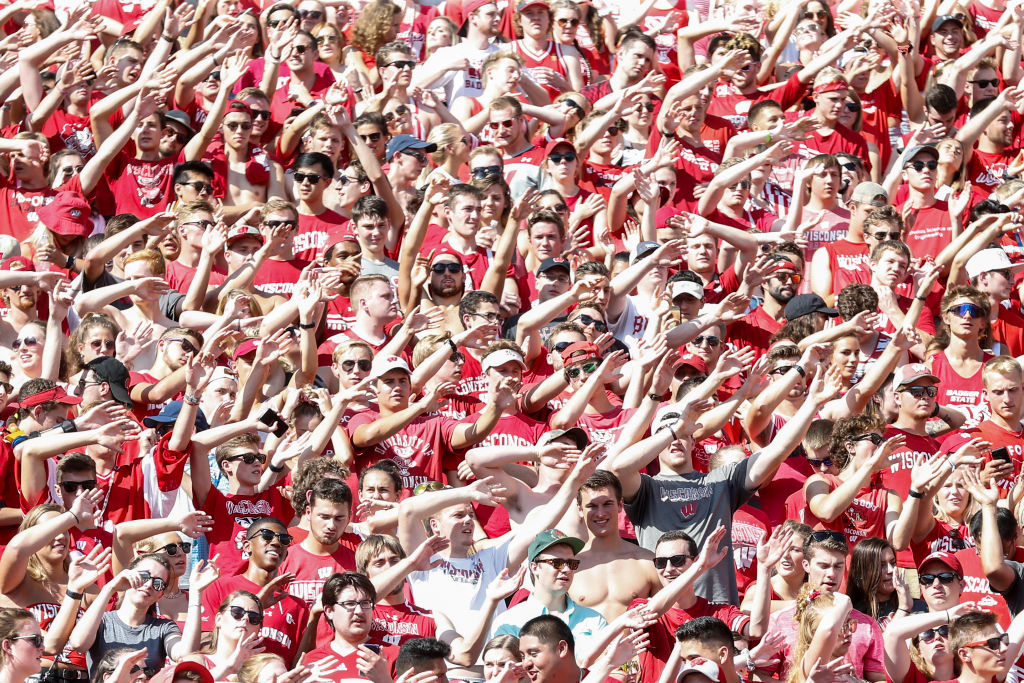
[
  {"xmin": 365, "ymin": 644, "xmax": 381, "ymax": 654},
  {"xmin": 289, "ymin": 106, "xmax": 306, "ymax": 118},
  {"xmin": 992, "ymin": 447, "xmax": 1011, "ymax": 464},
  {"xmin": 260, "ymin": 408, "xmax": 289, "ymax": 438}
]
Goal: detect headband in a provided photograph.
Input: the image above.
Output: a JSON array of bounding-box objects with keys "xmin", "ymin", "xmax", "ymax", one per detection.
[{"xmin": 813, "ymin": 81, "xmax": 849, "ymax": 95}]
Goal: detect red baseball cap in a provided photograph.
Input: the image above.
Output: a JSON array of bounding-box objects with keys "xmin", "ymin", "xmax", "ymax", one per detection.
[
  {"xmin": 677, "ymin": 352, "xmax": 707, "ymax": 375},
  {"xmin": 918, "ymin": 551, "xmax": 962, "ymax": 576},
  {"xmin": 232, "ymin": 338, "xmax": 259, "ymax": 360},
  {"xmin": 463, "ymin": 0, "xmax": 497, "ymax": 16},
  {"xmin": 431, "ymin": 245, "xmax": 464, "ymax": 265},
  {"xmin": 544, "ymin": 137, "xmax": 577, "ymax": 157},
  {"xmin": 37, "ymin": 192, "xmax": 92, "ymax": 237},
  {"xmin": 0, "ymin": 256, "xmax": 33, "ymax": 272},
  {"xmin": 561, "ymin": 341, "xmax": 600, "ymax": 365},
  {"xmin": 226, "ymin": 100, "xmax": 253, "ymax": 119}
]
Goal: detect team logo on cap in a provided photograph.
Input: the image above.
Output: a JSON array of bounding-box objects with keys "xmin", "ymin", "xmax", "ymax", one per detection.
[{"xmin": 70, "ymin": 209, "xmax": 81, "ymax": 218}]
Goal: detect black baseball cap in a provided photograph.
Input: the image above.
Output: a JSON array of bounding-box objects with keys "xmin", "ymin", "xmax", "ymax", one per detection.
[{"xmin": 85, "ymin": 356, "xmax": 133, "ymax": 407}]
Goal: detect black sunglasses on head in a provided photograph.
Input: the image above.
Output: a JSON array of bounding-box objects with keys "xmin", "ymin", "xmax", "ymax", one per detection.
[{"xmin": 809, "ymin": 530, "xmax": 846, "ymax": 544}]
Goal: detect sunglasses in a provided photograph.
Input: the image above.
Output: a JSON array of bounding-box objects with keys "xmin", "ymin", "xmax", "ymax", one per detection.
[
  {"xmin": 870, "ymin": 231, "xmax": 901, "ymax": 241},
  {"xmin": 340, "ymin": 359, "xmax": 372, "ymax": 372},
  {"xmin": 432, "ymin": 263, "xmax": 462, "ymax": 274},
  {"xmin": 11, "ymin": 634, "xmax": 43, "ymax": 648},
  {"xmin": 852, "ymin": 432, "xmax": 885, "ymax": 446},
  {"xmin": 566, "ymin": 361, "xmax": 599, "ymax": 379},
  {"xmin": 802, "ymin": 9, "xmax": 828, "ymax": 19},
  {"xmin": 947, "ymin": 302, "xmax": 983, "ymax": 319},
  {"xmin": 400, "ymin": 149, "xmax": 427, "ymax": 163},
  {"xmin": 294, "ymin": 172, "xmax": 324, "ymax": 185},
  {"xmin": 545, "ymin": 203, "xmax": 569, "ymax": 213},
  {"xmin": 386, "ymin": 59, "xmax": 416, "ymax": 70},
  {"xmin": 604, "ymin": 125, "xmax": 622, "ymax": 136},
  {"xmin": 921, "ymin": 625, "xmax": 949, "ymax": 642},
  {"xmin": 905, "ymin": 160, "xmax": 938, "ymax": 172},
  {"xmin": 181, "ymin": 219, "xmax": 215, "ymax": 230},
  {"xmin": 160, "ymin": 542, "xmax": 192, "ymax": 556},
  {"xmin": 807, "ymin": 457, "xmax": 833, "ymax": 468},
  {"xmin": 205, "ymin": 71, "xmax": 221, "ymax": 82},
  {"xmin": 267, "ymin": 19, "xmax": 283, "ymax": 28},
  {"xmin": 555, "ymin": 16, "xmax": 580, "ymax": 26},
  {"xmin": 179, "ymin": 180, "xmax": 213, "ymax": 194},
  {"xmin": 919, "ymin": 571, "xmax": 960, "ymax": 585},
  {"xmin": 225, "ymin": 121, "xmax": 253, "ymax": 132},
  {"xmin": 964, "ymin": 633, "xmax": 1009, "ymax": 651},
  {"xmin": 653, "ymin": 554, "xmax": 694, "ymax": 569},
  {"xmin": 573, "ymin": 314, "xmax": 607, "ymax": 331},
  {"xmin": 901, "ymin": 385, "xmax": 939, "ymax": 399},
  {"xmin": 564, "ymin": 99, "xmax": 585, "ymax": 116},
  {"xmin": 59, "ymin": 480, "xmax": 97, "ymax": 494},
  {"xmin": 845, "ymin": 102, "xmax": 860, "ymax": 113},
  {"xmin": 60, "ymin": 164, "xmax": 84, "ymax": 176},
  {"xmin": 552, "ymin": 341, "xmax": 573, "ymax": 353},
  {"xmin": 384, "ymin": 105, "xmax": 409, "ymax": 122},
  {"xmin": 472, "ymin": 165, "xmax": 502, "ymax": 179},
  {"xmin": 316, "ymin": 33, "xmax": 340, "ymax": 45},
  {"xmin": 299, "ymin": 9, "xmax": 323, "ymax": 19},
  {"xmin": 839, "ymin": 161, "xmax": 859, "ymax": 171},
  {"xmin": 226, "ymin": 452, "xmax": 266, "ymax": 464},
  {"xmin": 265, "ymin": 219, "xmax": 298, "ymax": 230},
  {"xmin": 136, "ymin": 571, "xmax": 167, "ymax": 591},
  {"xmin": 251, "ymin": 109, "xmax": 271, "ymax": 121},
  {"xmin": 166, "ymin": 337, "xmax": 199, "ymax": 355},
  {"xmin": 809, "ymin": 530, "xmax": 846, "ymax": 544},
  {"xmin": 89, "ymin": 339, "xmax": 116, "ymax": 351},
  {"xmin": 489, "ymin": 119, "xmax": 515, "ymax": 130},
  {"xmin": 228, "ymin": 605, "xmax": 264, "ymax": 625},
  {"xmin": 338, "ymin": 175, "xmax": 361, "ymax": 186},
  {"xmin": 414, "ymin": 481, "xmax": 445, "ymax": 496},
  {"xmin": 692, "ymin": 335, "xmax": 720, "ymax": 347},
  {"xmin": 772, "ymin": 272, "xmax": 802, "ymax": 284},
  {"xmin": 534, "ymin": 557, "xmax": 581, "ymax": 570},
  {"xmin": 769, "ymin": 365, "xmax": 795, "ymax": 376},
  {"xmin": 971, "ymin": 78, "xmax": 999, "ymax": 89},
  {"xmin": 549, "ymin": 152, "xmax": 577, "ymax": 164},
  {"xmin": 639, "ymin": 102, "xmax": 656, "ymax": 112},
  {"xmin": 360, "ymin": 132, "xmax": 383, "ymax": 143},
  {"xmin": 450, "ymin": 351, "xmax": 465, "ymax": 364},
  {"xmin": 249, "ymin": 528, "xmax": 293, "ymax": 545},
  {"xmin": 293, "ymin": 43, "xmax": 313, "ymax": 54},
  {"xmin": 12, "ymin": 336, "xmax": 39, "ymax": 349}
]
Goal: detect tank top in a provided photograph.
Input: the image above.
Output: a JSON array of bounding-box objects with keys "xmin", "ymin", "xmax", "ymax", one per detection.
[{"xmin": 932, "ymin": 350, "xmax": 993, "ymax": 427}]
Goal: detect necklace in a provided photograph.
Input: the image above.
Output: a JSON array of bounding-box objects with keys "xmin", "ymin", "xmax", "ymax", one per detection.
[{"xmin": 163, "ymin": 590, "xmax": 185, "ymax": 599}]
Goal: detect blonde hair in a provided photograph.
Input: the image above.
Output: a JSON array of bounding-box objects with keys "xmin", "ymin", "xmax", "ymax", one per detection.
[
  {"xmin": 427, "ymin": 123, "xmax": 465, "ymax": 164},
  {"xmin": 122, "ymin": 249, "xmax": 166, "ymax": 277},
  {"xmin": 238, "ymin": 652, "xmax": 287, "ymax": 681},
  {"xmin": 787, "ymin": 586, "xmax": 837, "ymax": 683},
  {"xmin": 20, "ymin": 504, "xmax": 68, "ymax": 586}
]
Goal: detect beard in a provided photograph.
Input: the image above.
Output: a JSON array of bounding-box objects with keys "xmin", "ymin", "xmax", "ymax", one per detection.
[{"xmin": 431, "ymin": 282, "xmax": 464, "ymax": 298}]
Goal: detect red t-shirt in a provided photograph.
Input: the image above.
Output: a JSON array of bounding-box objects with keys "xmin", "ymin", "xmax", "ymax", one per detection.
[
  {"xmin": 880, "ymin": 427, "xmax": 940, "ymax": 498},
  {"xmin": 707, "ymin": 73, "xmax": 807, "ymax": 131},
  {"xmin": 574, "ymin": 407, "xmax": 638, "ymax": 447},
  {"xmin": 992, "ymin": 303, "xmax": 1024, "ymax": 356},
  {"xmin": 733, "ymin": 505, "xmax": 770, "ymax": 599},
  {"xmin": 955, "ymin": 547, "xmax": 1014, "ymax": 628},
  {"xmin": 105, "ymin": 150, "xmax": 183, "ymax": 219},
  {"xmin": 726, "ymin": 306, "xmax": 783, "ymax": 356},
  {"xmin": 459, "ymin": 411, "xmax": 546, "ymax": 450},
  {"xmin": 325, "ymin": 296, "xmax": 356, "ymax": 335},
  {"xmin": 895, "ymin": 198, "xmax": 954, "ymax": 257},
  {"xmin": 305, "ymin": 643, "xmax": 390, "ymax": 682},
  {"xmin": 164, "ymin": 258, "xmax": 227, "ymax": 294},
  {"xmin": 802, "ymin": 472, "xmax": 890, "ymax": 551},
  {"xmin": 966, "ymin": 420, "xmax": 1024, "ymax": 497},
  {"xmin": 796, "ymin": 123, "xmax": 872, "ymax": 170},
  {"xmin": 253, "ymin": 258, "xmax": 310, "ymax": 297},
  {"xmin": 279, "ymin": 538, "xmax": 360, "ymax": 607},
  {"xmin": 200, "ymin": 486, "xmax": 292, "ymax": 576},
  {"xmin": 757, "ymin": 455, "xmax": 814, "ymax": 527},
  {"xmin": 968, "ymin": 147, "xmax": 1018, "ymax": 196},
  {"xmin": 295, "ymin": 209, "xmax": 347, "ymax": 262},
  {"xmin": 345, "ymin": 412, "xmax": 459, "ymax": 489},
  {"xmin": 824, "ymin": 240, "xmax": 870, "ymax": 296},
  {"xmin": 368, "ymin": 601, "xmax": 438, "ymax": 653}
]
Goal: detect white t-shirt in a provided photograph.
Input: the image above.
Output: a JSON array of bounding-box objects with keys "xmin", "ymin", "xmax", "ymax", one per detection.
[
  {"xmin": 420, "ymin": 42, "xmax": 500, "ymax": 103},
  {"xmin": 408, "ymin": 540, "xmax": 510, "ymax": 637}
]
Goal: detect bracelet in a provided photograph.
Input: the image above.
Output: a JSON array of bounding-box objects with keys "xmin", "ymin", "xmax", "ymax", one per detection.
[
  {"xmin": 184, "ymin": 393, "xmax": 201, "ymax": 406},
  {"xmin": 932, "ymin": 402, "xmax": 941, "ymax": 418},
  {"xmin": 765, "ymin": 132, "xmax": 772, "ymax": 144},
  {"xmin": 68, "ymin": 510, "xmax": 80, "ymax": 524},
  {"xmin": 211, "ymin": 54, "xmax": 220, "ymax": 67},
  {"xmin": 447, "ymin": 338, "xmax": 458, "ymax": 353},
  {"xmin": 65, "ymin": 589, "xmax": 83, "ymax": 600},
  {"xmin": 298, "ymin": 321, "xmax": 316, "ymax": 329},
  {"xmin": 945, "ymin": 609, "xmax": 951, "ymax": 623},
  {"xmin": 269, "ymin": 463, "xmax": 285, "ymax": 473},
  {"xmin": 791, "ymin": 365, "xmax": 806, "ymax": 378},
  {"xmin": 946, "ymin": 457, "xmax": 956, "ymax": 472},
  {"xmin": 161, "ymin": 34, "xmax": 175, "ymax": 42},
  {"xmin": 60, "ymin": 419, "xmax": 77, "ymax": 434},
  {"xmin": 649, "ymin": 392, "xmax": 668, "ymax": 402},
  {"xmin": 915, "ymin": 295, "xmax": 928, "ymax": 301},
  {"xmin": 896, "ymin": 607, "xmax": 910, "ymax": 614},
  {"xmin": 908, "ymin": 489, "xmax": 924, "ymax": 499},
  {"xmin": 65, "ymin": 254, "xmax": 75, "ymax": 270}
]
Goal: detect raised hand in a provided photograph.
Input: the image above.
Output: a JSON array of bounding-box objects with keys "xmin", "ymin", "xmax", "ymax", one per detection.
[
  {"xmin": 176, "ymin": 511, "xmax": 215, "ymax": 538},
  {"xmin": 190, "ymin": 556, "xmax": 221, "ymax": 593},
  {"xmin": 68, "ymin": 544, "xmax": 112, "ymax": 593},
  {"xmin": 486, "ymin": 565, "xmax": 527, "ymax": 601},
  {"xmin": 756, "ymin": 523, "xmax": 794, "ymax": 569}
]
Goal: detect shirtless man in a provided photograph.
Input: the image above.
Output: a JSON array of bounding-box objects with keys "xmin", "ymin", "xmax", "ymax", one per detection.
[
  {"xmin": 569, "ymin": 470, "xmax": 661, "ymax": 621},
  {"xmin": 407, "ymin": 248, "xmax": 467, "ymax": 332},
  {"xmin": 205, "ymin": 101, "xmax": 286, "ymax": 214}
]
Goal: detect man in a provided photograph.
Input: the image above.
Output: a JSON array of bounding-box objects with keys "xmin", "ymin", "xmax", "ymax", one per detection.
[
  {"xmin": 918, "ymin": 552, "xmax": 966, "ymax": 614},
  {"xmin": 882, "ymin": 364, "xmax": 945, "ymax": 498},
  {"xmin": 947, "ymin": 612, "xmax": 1011, "ymax": 683},
  {"xmin": 868, "ymin": 241, "xmax": 936, "ymax": 344},
  {"xmin": 518, "ymin": 616, "xmax": 584, "ymax": 683},
  {"xmin": 171, "ymin": 161, "xmax": 216, "ymax": 206},
  {"xmin": 126, "ymin": 327, "xmax": 200, "ymax": 423},
  {"xmin": 293, "ymin": 152, "xmax": 346, "ymax": 262},
  {"xmin": 810, "ymin": 182, "xmax": 889, "ymax": 304},
  {"xmin": 608, "ymin": 360, "xmax": 835, "ymax": 603},
  {"xmin": 797, "ymin": 71, "xmax": 870, "ymax": 168},
  {"xmin": 416, "ymin": 0, "xmax": 501, "ymax": 102},
  {"xmin": 485, "ymin": 97, "xmax": 547, "ymax": 184},
  {"xmin": 386, "ymin": 135, "xmax": 435, "ymax": 199},
  {"xmin": 764, "ymin": 532, "xmax": 886, "ymax": 682},
  {"xmin": 203, "ymin": 100, "xmax": 285, "ymax": 214},
  {"xmin": 890, "ymin": 144, "xmax": 955, "ymax": 256},
  {"xmin": 352, "ymin": 196, "xmax": 400, "ymax": 285},
  {"xmin": 674, "ymin": 617, "xmax": 745, "ymax": 683},
  {"xmin": 394, "ymin": 639, "xmax": 451, "ymax": 683},
  {"xmin": 200, "ymin": 516, "xmax": 310, "ymax": 662},
  {"xmin": 569, "ymin": 472, "xmax": 661, "ymax": 621},
  {"xmin": 958, "ymin": 88, "xmax": 1024, "ymax": 197},
  {"xmin": 305, "ymin": 572, "xmax": 393, "ymax": 680},
  {"xmin": 490, "ymin": 529, "xmax": 608, "ymax": 657},
  {"xmin": 165, "ymin": 200, "xmax": 226, "ymax": 294},
  {"xmin": 962, "ymin": 356, "xmax": 1024, "ymax": 497},
  {"xmin": 252, "ymin": 199, "xmax": 308, "ymax": 297},
  {"xmin": 336, "ymin": 274, "xmax": 399, "ymax": 353},
  {"xmin": 967, "ymin": 249, "xmax": 1024, "ymax": 356},
  {"xmin": 726, "ymin": 256, "xmax": 800, "ymax": 355},
  {"xmin": 417, "ymin": 249, "xmax": 467, "ymax": 332},
  {"xmin": 582, "ymin": 33, "xmax": 657, "ymax": 109},
  {"xmin": 794, "ymin": 155, "xmax": 852, "ymax": 259}
]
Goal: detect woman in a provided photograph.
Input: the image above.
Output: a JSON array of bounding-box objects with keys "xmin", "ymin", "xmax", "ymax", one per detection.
[
  {"xmin": 333, "ymin": 340, "xmax": 374, "ymax": 412},
  {"xmin": 540, "ymin": 138, "xmax": 605, "ymax": 248},
  {"xmin": 354, "ymin": 460, "xmax": 404, "ymax": 535},
  {"xmin": 424, "ymin": 16, "xmax": 458, "ymax": 58},
  {"xmin": 66, "ymin": 313, "xmax": 119, "ymax": 375},
  {"xmin": 129, "ymin": 533, "xmax": 193, "ymax": 631},
  {"xmin": 847, "ymin": 538, "xmax": 913, "ymax": 624},
  {"xmin": 483, "ymin": 634, "xmax": 528, "ymax": 682},
  {"xmin": 908, "ymin": 466, "xmax": 973, "ymax": 564},
  {"xmin": 69, "ymin": 553, "xmax": 217, "ymax": 677},
  {"xmin": 549, "ymin": 0, "xmax": 612, "ymax": 84},
  {"xmin": 935, "ymin": 138, "xmax": 966, "ymax": 196},
  {"xmin": 22, "ymin": 9, "xmax": 59, "ymax": 41},
  {"xmin": 883, "ymin": 606, "xmax": 974, "ymax": 683},
  {"xmin": 191, "ymin": 591, "xmax": 264, "ymax": 680},
  {"xmin": 349, "ymin": 0, "xmax": 403, "ymax": 87},
  {"xmin": 471, "ymin": 174, "xmax": 512, "ymax": 249},
  {"xmin": 830, "ymin": 333, "xmax": 862, "ymax": 391},
  {"xmin": 928, "ymin": 286, "xmax": 992, "ymax": 427},
  {"xmin": 741, "ymin": 520, "xmax": 810, "ymax": 612},
  {"xmin": 298, "ymin": 0, "xmax": 329, "ymax": 32},
  {"xmin": 620, "ymin": 94, "xmax": 655, "ymax": 165},
  {"xmin": 0, "ymin": 501, "xmax": 105, "ymax": 680},
  {"xmin": 313, "ymin": 23, "xmax": 354, "ymax": 84},
  {"xmin": 787, "ymin": 589, "xmax": 857, "ymax": 683},
  {"xmin": 0, "ymin": 608, "xmax": 44, "ymax": 683},
  {"xmin": 426, "ymin": 124, "xmax": 471, "ymax": 184}
]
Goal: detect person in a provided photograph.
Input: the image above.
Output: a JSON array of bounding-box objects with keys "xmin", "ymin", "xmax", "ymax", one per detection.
[
  {"xmin": 304, "ymin": 572, "xmax": 393, "ymax": 680},
  {"xmin": 0, "ymin": 608, "xmax": 44, "ymax": 683}
]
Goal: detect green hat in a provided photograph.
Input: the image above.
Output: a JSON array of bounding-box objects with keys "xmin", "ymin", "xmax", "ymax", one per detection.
[{"xmin": 528, "ymin": 529, "xmax": 585, "ymax": 562}]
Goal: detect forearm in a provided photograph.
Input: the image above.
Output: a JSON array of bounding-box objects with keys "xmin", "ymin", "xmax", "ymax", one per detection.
[
  {"xmin": 522, "ymin": 372, "xmax": 568, "ymax": 413},
  {"xmin": 41, "ymin": 311, "xmax": 64, "ymax": 380},
  {"xmin": 745, "ymin": 397, "xmax": 820, "ymax": 488},
  {"xmin": 549, "ymin": 374, "xmax": 603, "ymax": 429},
  {"xmin": 175, "ymin": 596, "xmax": 203, "ymax": 660},
  {"xmin": 747, "ymin": 561, "xmax": 772, "ymax": 637},
  {"xmin": 168, "ymin": 390, "xmax": 198, "ymax": 453},
  {"xmin": 453, "ymin": 404, "xmax": 502, "ymax": 449},
  {"xmin": 69, "ymin": 583, "xmax": 118, "ymax": 651},
  {"xmin": 353, "ymin": 404, "xmax": 427, "ymax": 447}
]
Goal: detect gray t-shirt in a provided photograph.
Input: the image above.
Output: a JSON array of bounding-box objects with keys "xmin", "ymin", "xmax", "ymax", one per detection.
[
  {"xmin": 89, "ymin": 611, "xmax": 180, "ymax": 675},
  {"xmin": 1000, "ymin": 560, "xmax": 1024, "ymax": 616},
  {"xmin": 624, "ymin": 459, "xmax": 753, "ymax": 605}
]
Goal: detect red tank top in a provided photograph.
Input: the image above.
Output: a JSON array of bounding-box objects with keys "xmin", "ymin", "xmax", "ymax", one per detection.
[
  {"xmin": 28, "ymin": 601, "xmax": 87, "ymax": 669},
  {"xmin": 825, "ymin": 240, "xmax": 870, "ymax": 295},
  {"xmin": 931, "ymin": 350, "xmax": 993, "ymax": 426}
]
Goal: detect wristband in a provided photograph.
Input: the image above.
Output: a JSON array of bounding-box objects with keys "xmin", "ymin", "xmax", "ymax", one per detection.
[
  {"xmin": 184, "ymin": 393, "xmax": 201, "ymax": 406},
  {"xmin": 60, "ymin": 419, "xmax": 77, "ymax": 434},
  {"xmin": 269, "ymin": 463, "xmax": 285, "ymax": 473},
  {"xmin": 908, "ymin": 489, "xmax": 924, "ymax": 499},
  {"xmin": 661, "ymin": 130, "xmax": 677, "ymax": 139},
  {"xmin": 915, "ymin": 295, "xmax": 928, "ymax": 301},
  {"xmin": 447, "ymin": 338, "xmax": 458, "ymax": 353},
  {"xmin": 65, "ymin": 254, "xmax": 75, "ymax": 270},
  {"xmin": 932, "ymin": 402, "xmax": 941, "ymax": 418},
  {"xmin": 649, "ymin": 392, "xmax": 668, "ymax": 402},
  {"xmin": 298, "ymin": 321, "xmax": 316, "ymax": 329},
  {"xmin": 68, "ymin": 510, "xmax": 80, "ymax": 524},
  {"xmin": 211, "ymin": 54, "xmax": 220, "ymax": 67},
  {"xmin": 791, "ymin": 365, "xmax": 806, "ymax": 378},
  {"xmin": 161, "ymin": 34, "xmax": 175, "ymax": 42},
  {"xmin": 765, "ymin": 132, "xmax": 772, "ymax": 144},
  {"xmin": 65, "ymin": 589, "xmax": 83, "ymax": 600}
]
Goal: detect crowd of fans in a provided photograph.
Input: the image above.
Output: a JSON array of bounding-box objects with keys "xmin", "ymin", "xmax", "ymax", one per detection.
[{"xmin": 8, "ymin": 0, "xmax": 1024, "ymax": 682}]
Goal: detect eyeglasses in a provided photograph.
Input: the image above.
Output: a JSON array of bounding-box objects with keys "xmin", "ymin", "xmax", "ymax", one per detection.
[
  {"xmin": 845, "ymin": 102, "xmax": 860, "ymax": 113},
  {"xmin": 555, "ymin": 16, "xmax": 580, "ymax": 26},
  {"xmin": 905, "ymin": 160, "xmax": 938, "ymax": 172},
  {"xmin": 488, "ymin": 119, "xmax": 516, "ymax": 130},
  {"xmin": 299, "ymin": 9, "xmax": 323, "ymax": 19},
  {"xmin": 769, "ymin": 365, "xmax": 795, "ymax": 376},
  {"xmin": 360, "ymin": 132, "xmax": 383, "ymax": 143},
  {"xmin": 472, "ymin": 165, "xmax": 502, "ymax": 179},
  {"xmin": 851, "ymin": 433, "xmax": 885, "ymax": 446},
  {"xmin": 534, "ymin": 557, "xmax": 581, "ymax": 570},
  {"xmin": 413, "ymin": 481, "xmax": 445, "ymax": 496},
  {"xmin": 566, "ymin": 361, "xmax": 599, "ymax": 379},
  {"xmin": 251, "ymin": 109, "xmax": 271, "ymax": 121},
  {"xmin": 901, "ymin": 385, "xmax": 939, "ymax": 399},
  {"xmin": 869, "ymin": 231, "xmax": 901, "ymax": 241},
  {"xmin": 549, "ymin": 152, "xmax": 577, "ymax": 164},
  {"xmin": 653, "ymin": 554, "xmax": 694, "ymax": 569},
  {"xmin": 265, "ymin": 219, "xmax": 298, "ymax": 230},
  {"xmin": 294, "ymin": 172, "xmax": 324, "ymax": 185},
  {"xmin": 338, "ymin": 175, "xmax": 361, "ymax": 186},
  {"xmin": 921, "ymin": 625, "xmax": 949, "ymax": 642},
  {"xmin": 841, "ymin": 620, "xmax": 858, "ymax": 635},
  {"xmin": 59, "ymin": 480, "xmax": 97, "ymax": 494},
  {"xmin": 337, "ymin": 600, "xmax": 374, "ymax": 611},
  {"xmin": 386, "ymin": 60, "xmax": 416, "ymax": 70},
  {"xmin": 160, "ymin": 542, "xmax": 192, "ymax": 556},
  {"xmin": 809, "ymin": 530, "xmax": 846, "ymax": 544},
  {"xmin": 692, "ymin": 335, "xmax": 720, "ymax": 347},
  {"xmin": 12, "ymin": 336, "xmax": 39, "ymax": 349},
  {"xmin": 384, "ymin": 105, "xmax": 409, "ymax": 122},
  {"xmin": 964, "ymin": 633, "xmax": 1009, "ymax": 651},
  {"xmin": 181, "ymin": 219, "xmax": 215, "ymax": 229},
  {"xmin": 60, "ymin": 164, "xmax": 84, "ymax": 176},
  {"xmin": 573, "ymin": 314, "xmax": 607, "ymax": 331},
  {"xmin": 74, "ymin": 377, "xmax": 102, "ymax": 396},
  {"xmin": 729, "ymin": 180, "xmax": 752, "ymax": 191},
  {"xmin": 807, "ymin": 457, "xmax": 833, "ymax": 468},
  {"xmin": 919, "ymin": 571, "xmax": 960, "ymax": 585},
  {"xmin": 771, "ymin": 272, "xmax": 802, "ymax": 284},
  {"xmin": 225, "ymin": 121, "xmax": 253, "ymax": 132},
  {"xmin": 293, "ymin": 43, "xmax": 313, "ymax": 54},
  {"xmin": 316, "ymin": 33, "xmax": 340, "ymax": 45},
  {"xmin": 469, "ymin": 311, "xmax": 500, "ymax": 323},
  {"xmin": 228, "ymin": 605, "xmax": 264, "ymax": 625},
  {"xmin": 226, "ymin": 452, "xmax": 266, "ymax": 464},
  {"xmin": 432, "ymin": 263, "xmax": 462, "ymax": 274},
  {"xmin": 165, "ymin": 337, "xmax": 199, "ymax": 355},
  {"xmin": 136, "ymin": 571, "xmax": 168, "ymax": 592},
  {"xmin": 89, "ymin": 339, "xmax": 116, "ymax": 351},
  {"xmin": 946, "ymin": 302, "xmax": 983, "ymax": 319},
  {"xmin": 249, "ymin": 528, "xmax": 293, "ymax": 545},
  {"xmin": 327, "ymin": 357, "xmax": 369, "ymax": 375},
  {"xmin": 971, "ymin": 78, "xmax": 1000, "ymax": 89},
  {"xmin": 179, "ymin": 180, "xmax": 214, "ymax": 194},
  {"xmin": 802, "ymin": 9, "xmax": 828, "ymax": 19},
  {"xmin": 10, "ymin": 635, "xmax": 43, "ymax": 648}
]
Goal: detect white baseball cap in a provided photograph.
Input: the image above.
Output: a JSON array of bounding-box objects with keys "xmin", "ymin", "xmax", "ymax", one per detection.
[
  {"xmin": 371, "ymin": 355, "xmax": 411, "ymax": 378},
  {"xmin": 671, "ymin": 280, "xmax": 705, "ymax": 302},
  {"xmin": 482, "ymin": 348, "xmax": 527, "ymax": 371},
  {"xmin": 965, "ymin": 248, "xmax": 1023, "ymax": 280}
]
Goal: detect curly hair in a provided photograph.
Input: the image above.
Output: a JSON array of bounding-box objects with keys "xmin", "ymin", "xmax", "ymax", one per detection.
[
  {"xmin": 352, "ymin": 0, "xmax": 401, "ymax": 58},
  {"xmin": 930, "ymin": 285, "xmax": 992, "ymax": 354},
  {"xmin": 787, "ymin": 584, "xmax": 838, "ymax": 683},
  {"xmin": 828, "ymin": 414, "xmax": 884, "ymax": 470}
]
